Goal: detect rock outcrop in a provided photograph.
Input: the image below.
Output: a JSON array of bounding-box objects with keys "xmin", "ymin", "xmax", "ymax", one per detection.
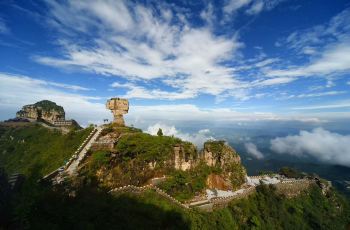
[
  {"xmin": 174, "ymin": 144, "xmax": 197, "ymax": 170},
  {"xmin": 16, "ymin": 100, "xmax": 65, "ymax": 122},
  {"xmin": 201, "ymin": 141, "xmax": 246, "ymax": 189},
  {"xmin": 206, "ymin": 174, "xmax": 232, "ymax": 190},
  {"xmin": 173, "ymin": 141, "xmax": 244, "ymax": 173},
  {"xmin": 16, "ymin": 100, "xmax": 77, "ymax": 127},
  {"xmin": 201, "ymin": 141, "xmax": 241, "ymax": 169},
  {"xmin": 106, "ymin": 98, "xmax": 129, "ymax": 126}
]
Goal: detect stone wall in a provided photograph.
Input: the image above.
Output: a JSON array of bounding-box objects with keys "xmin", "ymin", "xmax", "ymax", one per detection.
[
  {"xmin": 52, "ymin": 120, "xmax": 74, "ymax": 126},
  {"xmin": 110, "ymin": 184, "xmax": 189, "ymax": 209},
  {"xmin": 275, "ymin": 180, "xmax": 314, "ymax": 198},
  {"xmin": 211, "ymin": 186, "xmax": 256, "ymax": 209}
]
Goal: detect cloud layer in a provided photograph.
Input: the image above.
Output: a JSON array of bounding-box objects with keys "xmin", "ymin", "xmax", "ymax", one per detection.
[
  {"xmin": 270, "ymin": 128, "xmax": 350, "ymax": 167},
  {"xmin": 268, "ymin": 8, "xmax": 350, "ymax": 78},
  {"xmin": 146, "ymin": 123, "xmax": 214, "ymax": 147},
  {"xmin": 244, "ymin": 142, "xmax": 264, "ymax": 159}
]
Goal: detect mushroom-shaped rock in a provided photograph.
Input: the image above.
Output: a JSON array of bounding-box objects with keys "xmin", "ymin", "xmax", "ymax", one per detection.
[{"xmin": 106, "ymin": 98, "xmax": 129, "ymax": 126}]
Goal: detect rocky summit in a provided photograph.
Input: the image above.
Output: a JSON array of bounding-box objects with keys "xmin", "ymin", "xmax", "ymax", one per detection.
[{"xmin": 15, "ymin": 100, "xmax": 77, "ymax": 127}]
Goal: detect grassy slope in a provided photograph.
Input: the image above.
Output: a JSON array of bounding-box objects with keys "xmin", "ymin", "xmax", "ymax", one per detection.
[{"xmin": 0, "ymin": 123, "xmax": 93, "ymax": 178}]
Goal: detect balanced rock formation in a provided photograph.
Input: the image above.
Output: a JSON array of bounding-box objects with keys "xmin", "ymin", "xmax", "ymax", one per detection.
[{"xmin": 106, "ymin": 98, "xmax": 129, "ymax": 126}]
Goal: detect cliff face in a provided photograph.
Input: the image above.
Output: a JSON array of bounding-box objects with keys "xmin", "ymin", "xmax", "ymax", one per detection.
[
  {"xmin": 16, "ymin": 100, "xmax": 65, "ymax": 123},
  {"xmin": 201, "ymin": 140, "xmax": 241, "ymax": 169},
  {"xmin": 201, "ymin": 141, "xmax": 246, "ymax": 189},
  {"xmin": 173, "ymin": 140, "xmax": 242, "ymax": 171},
  {"xmin": 173, "ymin": 140, "xmax": 247, "ymax": 189},
  {"xmin": 173, "ymin": 144, "xmax": 197, "ymax": 171}
]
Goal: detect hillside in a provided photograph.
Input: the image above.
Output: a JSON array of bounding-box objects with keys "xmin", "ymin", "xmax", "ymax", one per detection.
[
  {"xmin": 75, "ymin": 124, "xmax": 246, "ymax": 202},
  {"xmin": 0, "ymin": 123, "xmax": 93, "ymax": 179},
  {"xmin": 0, "ymin": 124, "xmax": 349, "ymax": 229}
]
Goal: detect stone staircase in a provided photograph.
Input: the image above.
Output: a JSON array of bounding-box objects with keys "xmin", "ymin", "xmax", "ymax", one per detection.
[{"xmin": 42, "ymin": 126, "xmax": 103, "ymax": 184}]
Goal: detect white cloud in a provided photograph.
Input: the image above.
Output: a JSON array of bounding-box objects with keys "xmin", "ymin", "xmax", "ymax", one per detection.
[
  {"xmin": 244, "ymin": 142, "xmax": 264, "ymax": 159},
  {"xmin": 246, "ymin": 1, "xmax": 264, "ymax": 15},
  {"xmin": 270, "ymin": 128, "xmax": 350, "ymax": 167},
  {"xmin": 0, "ymin": 73, "xmax": 110, "ymax": 126},
  {"xmin": 128, "ymin": 104, "xmax": 324, "ymax": 126},
  {"xmin": 292, "ymin": 100, "xmax": 350, "ymax": 110},
  {"xmin": 110, "ymin": 82, "xmax": 197, "ymax": 100},
  {"xmin": 224, "ymin": 0, "xmax": 252, "ymax": 14},
  {"xmin": 254, "ymin": 58, "xmax": 279, "ymax": 68},
  {"xmin": 280, "ymin": 8, "xmax": 350, "ymax": 54},
  {"xmin": 145, "ymin": 123, "xmax": 214, "ymax": 147},
  {"xmin": 268, "ymin": 8, "xmax": 350, "ymax": 78},
  {"xmin": 253, "ymin": 77, "xmax": 295, "ymax": 87},
  {"xmin": 200, "ymin": 3, "xmax": 215, "ymax": 26},
  {"xmin": 224, "ymin": 0, "xmax": 284, "ymax": 15},
  {"xmin": 0, "ymin": 18, "xmax": 9, "ymax": 34},
  {"xmin": 35, "ymin": 0, "xmax": 246, "ymax": 100},
  {"xmin": 267, "ymin": 41, "xmax": 350, "ymax": 77},
  {"xmin": 282, "ymin": 91, "xmax": 346, "ymax": 100},
  {"xmin": 46, "ymin": 82, "xmax": 93, "ymax": 91}
]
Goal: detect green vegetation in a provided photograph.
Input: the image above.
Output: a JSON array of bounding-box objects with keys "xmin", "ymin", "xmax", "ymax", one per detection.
[
  {"xmin": 159, "ymin": 163, "xmax": 212, "ymax": 201},
  {"xmin": 258, "ymin": 170, "xmax": 275, "ymax": 176},
  {"xmin": 3, "ymin": 180, "xmax": 349, "ymax": 229},
  {"xmin": 115, "ymin": 132, "xmax": 195, "ymax": 163},
  {"xmin": 0, "ymin": 123, "xmax": 93, "ymax": 179},
  {"xmin": 82, "ymin": 132, "xmax": 246, "ymax": 199},
  {"xmin": 0, "ymin": 169, "xmax": 11, "ymax": 228},
  {"xmin": 228, "ymin": 162, "xmax": 246, "ymax": 189},
  {"xmin": 100, "ymin": 124, "xmax": 142, "ymax": 136},
  {"xmin": 279, "ymin": 167, "xmax": 304, "ymax": 179},
  {"xmin": 157, "ymin": 128, "xmax": 163, "ymax": 136},
  {"xmin": 204, "ymin": 140, "xmax": 226, "ymax": 158},
  {"xmin": 81, "ymin": 131, "xmax": 197, "ymax": 188},
  {"xmin": 226, "ymin": 184, "xmax": 350, "ymax": 229},
  {"xmin": 9, "ymin": 185, "xmax": 191, "ymax": 229},
  {"xmin": 158, "ymin": 161, "xmax": 245, "ymax": 201},
  {"xmin": 33, "ymin": 100, "xmax": 64, "ymax": 113}
]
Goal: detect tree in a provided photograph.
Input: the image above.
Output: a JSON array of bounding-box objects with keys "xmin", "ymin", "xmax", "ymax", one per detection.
[
  {"xmin": 279, "ymin": 167, "xmax": 302, "ymax": 178},
  {"xmin": 157, "ymin": 128, "xmax": 163, "ymax": 137}
]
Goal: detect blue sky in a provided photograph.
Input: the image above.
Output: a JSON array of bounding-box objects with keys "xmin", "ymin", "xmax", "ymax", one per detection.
[{"xmin": 0, "ymin": 0, "xmax": 350, "ymax": 127}]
